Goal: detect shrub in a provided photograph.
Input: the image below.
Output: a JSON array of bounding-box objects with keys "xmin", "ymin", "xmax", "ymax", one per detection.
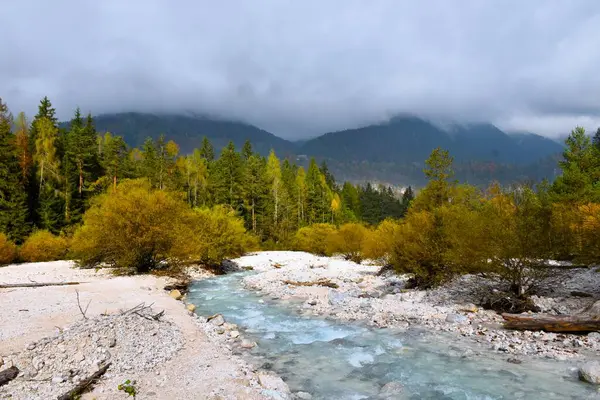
[
  {"xmin": 70, "ymin": 179, "xmax": 257, "ymax": 274},
  {"xmin": 363, "ymin": 219, "xmax": 402, "ymax": 262},
  {"xmin": 0, "ymin": 233, "xmax": 17, "ymax": 265},
  {"xmin": 19, "ymin": 230, "xmax": 69, "ymax": 262},
  {"xmin": 295, "ymin": 223, "xmax": 337, "ymax": 256},
  {"xmin": 326, "ymin": 223, "xmax": 370, "ymax": 263},
  {"xmin": 182, "ymin": 205, "xmax": 259, "ymax": 266}
]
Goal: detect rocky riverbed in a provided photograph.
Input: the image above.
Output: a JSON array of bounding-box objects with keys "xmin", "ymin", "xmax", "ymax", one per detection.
[
  {"xmin": 0, "ymin": 261, "xmax": 287, "ymax": 400},
  {"xmin": 238, "ymin": 252, "xmax": 600, "ymax": 364}
]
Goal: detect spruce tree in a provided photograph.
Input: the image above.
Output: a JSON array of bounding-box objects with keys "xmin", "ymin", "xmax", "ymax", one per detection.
[
  {"xmin": 242, "ymin": 154, "xmax": 269, "ymax": 234},
  {"xmin": 212, "ymin": 141, "xmax": 243, "ymax": 208},
  {"xmin": 0, "ymin": 99, "xmax": 30, "ymax": 242},
  {"xmin": 242, "ymin": 140, "xmax": 253, "ymax": 160},
  {"xmin": 199, "ymin": 136, "xmax": 215, "ymax": 162}
]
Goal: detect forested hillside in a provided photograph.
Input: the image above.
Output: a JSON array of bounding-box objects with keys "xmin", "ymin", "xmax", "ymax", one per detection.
[{"xmin": 0, "ymin": 97, "xmax": 410, "ymax": 247}]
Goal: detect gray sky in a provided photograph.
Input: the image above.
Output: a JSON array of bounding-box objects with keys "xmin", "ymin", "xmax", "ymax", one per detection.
[{"xmin": 1, "ymin": 0, "xmax": 599, "ymax": 139}]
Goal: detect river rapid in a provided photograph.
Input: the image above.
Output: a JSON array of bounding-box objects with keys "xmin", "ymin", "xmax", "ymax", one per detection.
[{"xmin": 188, "ymin": 272, "xmax": 596, "ymax": 400}]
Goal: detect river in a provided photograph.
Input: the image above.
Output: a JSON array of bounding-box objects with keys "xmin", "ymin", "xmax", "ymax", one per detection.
[{"xmin": 188, "ymin": 272, "xmax": 595, "ymax": 399}]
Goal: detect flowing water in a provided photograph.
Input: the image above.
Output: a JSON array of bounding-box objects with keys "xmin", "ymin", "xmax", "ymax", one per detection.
[{"xmin": 188, "ymin": 273, "xmax": 596, "ymax": 400}]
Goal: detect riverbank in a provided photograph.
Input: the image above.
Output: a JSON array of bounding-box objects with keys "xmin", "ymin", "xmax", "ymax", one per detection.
[
  {"xmin": 239, "ymin": 251, "xmax": 600, "ymax": 362},
  {"xmin": 0, "ymin": 261, "xmax": 285, "ymax": 400}
]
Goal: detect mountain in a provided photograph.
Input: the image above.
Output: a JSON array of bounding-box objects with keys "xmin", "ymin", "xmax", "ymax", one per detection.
[
  {"xmin": 299, "ymin": 117, "xmax": 563, "ymax": 165},
  {"xmin": 87, "ymin": 112, "xmax": 297, "ymax": 157}
]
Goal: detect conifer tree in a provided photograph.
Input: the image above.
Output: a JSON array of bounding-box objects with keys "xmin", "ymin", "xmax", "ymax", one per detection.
[
  {"xmin": 266, "ymin": 150, "xmax": 282, "ymax": 228},
  {"xmin": 242, "ymin": 140, "xmax": 253, "ymax": 160},
  {"xmin": 242, "ymin": 154, "xmax": 269, "ymax": 234},
  {"xmin": 101, "ymin": 133, "xmax": 129, "ymax": 191},
  {"xmin": 0, "ymin": 99, "xmax": 30, "ymax": 241},
  {"xmin": 199, "ymin": 136, "xmax": 215, "ymax": 162},
  {"xmin": 212, "ymin": 141, "xmax": 243, "ymax": 208},
  {"xmin": 296, "ymin": 167, "xmax": 307, "ymax": 226}
]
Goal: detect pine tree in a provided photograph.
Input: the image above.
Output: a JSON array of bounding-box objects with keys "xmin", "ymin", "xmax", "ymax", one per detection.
[
  {"xmin": 101, "ymin": 133, "xmax": 129, "ymax": 191},
  {"xmin": 141, "ymin": 137, "xmax": 158, "ymax": 187},
  {"xmin": 305, "ymin": 158, "xmax": 332, "ymax": 224},
  {"xmin": 242, "ymin": 140, "xmax": 253, "ymax": 160},
  {"xmin": 242, "ymin": 154, "xmax": 269, "ymax": 234},
  {"xmin": 296, "ymin": 167, "xmax": 307, "ymax": 226},
  {"xmin": 0, "ymin": 99, "xmax": 30, "ymax": 241},
  {"xmin": 212, "ymin": 141, "xmax": 243, "ymax": 208},
  {"xmin": 199, "ymin": 136, "xmax": 215, "ymax": 162},
  {"xmin": 401, "ymin": 186, "xmax": 415, "ymax": 215},
  {"xmin": 266, "ymin": 150, "xmax": 282, "ymax": 229}
]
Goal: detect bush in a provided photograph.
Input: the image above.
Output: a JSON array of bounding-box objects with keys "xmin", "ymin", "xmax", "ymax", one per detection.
[
  {"xmin": 0, "ymin": 233, "xmax": 17, "ymax": 265},
  {"xmin": 19, "ymin": 230, "xmax": 69, "ymax": 262},
  {"xmin": 70, "ymin": 180, "xmax": 257, "ymax": 274},
  {"xmin": 183, "ymin": 205, "xmax": 259, "ymax": 266},
  {"xmin": 363, "ymin": 219, "xmax": 402, "ymax": 262},
  {"xmin": 326, "ymin": 223, "xmax": 370, "ymax": 263},
  {"xmin": 295, "ymin": 223, "xmax": 337, "ymax": 256}
]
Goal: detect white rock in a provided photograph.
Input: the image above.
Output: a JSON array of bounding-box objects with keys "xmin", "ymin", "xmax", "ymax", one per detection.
[
  {"xmin": 209, "ymin": 314, "xmax": 225, "ymax": 326},
  {"xmin": 579, "ymin": 362, "xmax": 600, "ymax": 384},
  {"xmin": 258, "ymin": 372, "xmax": 290, "ymax": 394},
  {"xmin": 379, "ymin": 381, "xmax": 404, "ymax": 398},
  {"xmin": 241, "ymin": 339, "xmax": 256, "ymax": 349},
  {"xmin": 295, "ymin": 391, "xmax": 312, "ymax": 399},
  {"xmin": 230, "ymin": 330, "xmax": 240, "ymax": 338}
]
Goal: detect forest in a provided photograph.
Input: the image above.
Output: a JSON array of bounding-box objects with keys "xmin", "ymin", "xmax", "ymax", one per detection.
[
  {"xmin": 0, "ymin": 97, "xmax": 411, "ymax": 266},
  {"xmin": 2, "ymin": 96, "xmax": 600, "ymax": 305}
]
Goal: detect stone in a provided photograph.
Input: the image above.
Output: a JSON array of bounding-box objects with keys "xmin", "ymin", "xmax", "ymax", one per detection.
[
  {"xmin": 307, "ymin": 300, "xmax": 317, "ymax": 306},
  {"xmin": 587, "ymin": 332, "xmax": 600, "ymax": 341},
  {"xmin": 26, "ymin": 342, "xmax": 36, "ymax": 350},
  {"xmin": 507, "ymin": 358, "xmax": 523, "ymax": 364},
  {"xmin": 258, "ymin": 372, "xmax": 290, "ymax": 394},
  {"xmin": 459, "ymin": 304, "xmax": 479, "ymax": 313},
  {"xmin": 579, "ymin": 362, "xmax": 600, "ymax": 384},
  {"xmin": 209, "ymin": 314, "xmax": 225, "ymax": 326},
  {"xmin": 169, "ymin": 289, "xmax": 183, "ymax": 300},
  {"xmin": 223, "ymin": 323, "xmax": 238, "ymax": 330},
  {"xmin": 52, "ymin": 376, "xmax": 66, "ymax": 384},
  {"xmin": 241, "ymin": 339, "xmax": 256, "ymax": 349},
  {"xmin": 445, "ymin": 314, "xmax": 468, "ymax": 324},
  {"xmin": 379, "ymin": 381, "xmax": 404, "ymax": 398},
  {"xmin": 186, "ymin": 303, "xmax": 196, "ymax": 313},
  {"xmin": 230, "ymin": 330, "xmax": 240, "ymax": 338},
  {"xmin": 216, "ymin": 327, "xmax": 226, "ymax": 334},
  {"xmin": 295, "ymin": 391, "xmax": 312, "ymax": 399}
]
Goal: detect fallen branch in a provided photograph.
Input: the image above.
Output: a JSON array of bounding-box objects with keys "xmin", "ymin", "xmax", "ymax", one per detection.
[
  {"xmin": 283, "ymin": 279, "xmax": 339, "ymax": 289},
  {"xmin": 75, "ymin": 289, "xmax": 91, "ymax": 320},
  {"xmin": 502, "ymin": 313, "xmax": 600, "ymax": 333},
  {"xmin": 0, "ymin": 282, "xmax": 81, "ymax": 289},
  {"xmin": 0, "ymin": 366, "xmax": 19, "ymax": 387},
  {"xmin": 56, "ymin": 362, "xmax": 111, "ymax": 400}
]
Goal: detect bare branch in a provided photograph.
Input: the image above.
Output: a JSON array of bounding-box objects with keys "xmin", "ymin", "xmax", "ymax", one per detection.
[{"xmin": 75, "ymin": 289, "xmax": 91, "ymax": 320}]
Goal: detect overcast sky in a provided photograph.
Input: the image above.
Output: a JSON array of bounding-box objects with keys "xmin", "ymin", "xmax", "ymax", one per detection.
[{"xmin": 1, "ymin": 0, "xmax": 599, "ymax": 139}]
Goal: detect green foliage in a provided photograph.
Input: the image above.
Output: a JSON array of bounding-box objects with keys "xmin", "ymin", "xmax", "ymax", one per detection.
[
  {"xmin": 117, "ymin": 379, "xmax": 137, "ymax": 398},
  {"xmin": 295, "ymin": 223, "xmax": 337, "ymax": 256},
  {"xmin": 19, "ymin": 230, "xmax": 69, "ymax": 262},
  {"xmin": 0, "ymin": 233, "xmax": 18, "ymax": 265}
]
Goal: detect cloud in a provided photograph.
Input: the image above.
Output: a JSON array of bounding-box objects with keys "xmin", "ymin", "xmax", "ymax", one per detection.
[{"xmin": 1, "ymin": 0, "xmax": 599, "ymax": 138}]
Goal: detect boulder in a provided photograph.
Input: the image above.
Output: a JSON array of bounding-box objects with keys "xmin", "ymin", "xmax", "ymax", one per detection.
[
  {"xmin": 230, "ymin": 330, "xmax": 240, "ymax": 338},
  {"xmin": 379, "ymin": 381, "xmax": 404, "ymax": 398},
  {"xmin": 579, "ymin": 362, "xmax": 600, "ymax": 384},
  {"xmin": 295, "ymin": 391, "xmax": 312, "ymax": 399},
  {"xmin": 241, "ymin": 339, "xmax": 256, "ymax": 349},
  {"xmin": 258, "ymin": 372, "xmax": 290, "ymax": 394},
  {"xmin": 445, "ymin": 314, "xmax": 468, "ymax": 324},
  {"xmin": 186, "ymin": 303, "xmax": 196, "ymax": 313},
  {"xmin": 169, "ymin": 290, "xmax": 183, "ymax": 300},
  {"xmin": 208, "ymin": 314, "xmax": 225, "ymax": 326}
]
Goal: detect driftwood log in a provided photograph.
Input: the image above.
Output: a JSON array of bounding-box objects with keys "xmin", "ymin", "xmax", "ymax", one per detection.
[
  {"xmin": 56, "ymin": 362, "xmax": 111, "ymax": 400},
  {"xmin": 283, "ymin": 279, "xmax": 339, "ymax": 289},
  {"xmin": 0, "ymin": 282, "xmax": 81, "ymax": 289},
  {"xmin": 502, "ymin": 313, "xmax": 600, "ymax": 333},
  {"xmin": 0, "ymin": 366, "xmax": 19, "ymax": 387}
]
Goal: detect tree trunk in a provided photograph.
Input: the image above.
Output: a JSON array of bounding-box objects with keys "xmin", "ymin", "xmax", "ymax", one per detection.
[
  {"xmin": 502, "ymin": 313, "xmax": 600, "ymax": 333},
  {"xmin": 56, "ymin": 363, "xmax": 111, "ymax": 400}
]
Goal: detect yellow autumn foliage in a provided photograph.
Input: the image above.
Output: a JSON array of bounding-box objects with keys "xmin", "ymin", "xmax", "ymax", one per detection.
[
  {"xmin": 19, "ymin": 230, "xmax": 69, "ymax": 262},
  {"xmin": 0, "ymin": 233, "xmax": 17, "ymax": 265},
  {"xmin": 295, "ymin": 223, "xmax": 337, "ymax": 256},
  {"xmin": 326, "ymin": 223, "xmax": 370, "ymax": 263}
]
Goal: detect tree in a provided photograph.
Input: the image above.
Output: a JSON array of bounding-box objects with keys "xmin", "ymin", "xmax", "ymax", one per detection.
[
  {"xmin": 401, "ymin": 186, "xmax": 415, "ymax": 215},
  {"xmin": 0, "ymin": 99, "xmax": 30, "ymax": 241},
  {"xmin": 266, "ymin": 150, "xmax": 282, "ymax": 230},
  {"xmin": 242, "ymin": 140, "xmax": 253, "ymax": 160},
  {"xmin": 101, "ymin": 133, "xmax": 129, "ymax": 191},
  {"xmin": 212, "ymin": 141, "xmax": 243, "ymax": 208},
  {"xmin": 326, "ymin": 223, "xmax": 369, "ymax": 262},
  {"xmin": 183, "ymin": 149, "xmax": 208, "ymax": 207},
  {"xmin": 295, "ymin": 223, "xmax": 337, "ymax": 255},
  {"xmin": 296, "ymin": 167, "xmax": 307, "ymax": 226},
  {"xmin": 199, "ymin": 136, "xmax": 215, "ymax": 162},
  {"xmin": 412, "ymin": 147, "xmax": 455, "ymax": 211},
  {"xmin": 306, "ymin": 158, "xmax": 332, "ymax": 224},
  {"xmin": 242, "ymin": 154, "xmax": 269, "ymax": 234}
]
